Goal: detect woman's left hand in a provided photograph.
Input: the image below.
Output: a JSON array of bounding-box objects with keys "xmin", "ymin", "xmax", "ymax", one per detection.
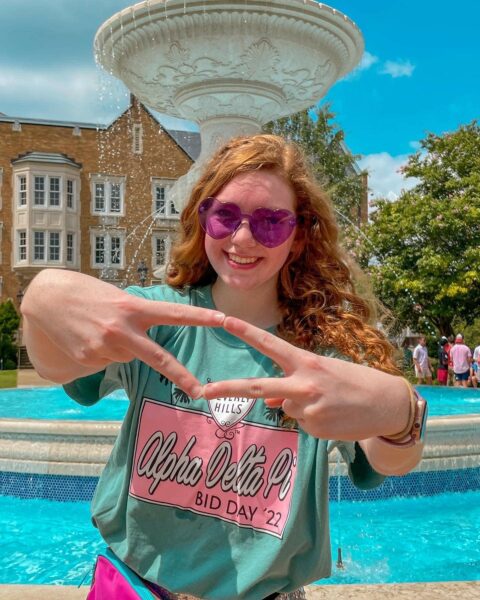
[{"xmin": 202, "ymin": 317, "xmax": 410, "ymax": 441}]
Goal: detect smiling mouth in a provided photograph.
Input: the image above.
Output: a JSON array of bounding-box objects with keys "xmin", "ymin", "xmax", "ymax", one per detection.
[{"xmin": 227, "ymin": 253, "xmax": 259, "ymax": 265}]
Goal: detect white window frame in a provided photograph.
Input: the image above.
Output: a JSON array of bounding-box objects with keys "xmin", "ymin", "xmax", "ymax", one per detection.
[
  {"xmin": 91, "ymin": 176, "xmax": 125, "ymax": 216},
  {"xmin": 17, "ymin": 230, "xmax": 27, "ymax": 262},
  {"xmin": 66, "ymin": 179, "xmax": 75, "ymax": 210},
  {"xmin": 34, "ymin": 176, "xmax": 46, "ymax": 206},
  {"xmin": 33, "ymin": 230, "xmax": 46, "ymax": 261},
  {"xmin": 32, "ymin": 174, "xmax": 64, "ymax": 209},
  {"xmin": 66, "ymin": 232, "xmax": 75, "ymax": 264},
  {"xmin": 152, "ymin": 179, "xmax": 177, "ymax": 219},
  {"xmin": 48, "ymin": 231, "xmax": 61, "ymax": 262},
  {"xmin": 91, "ymin": 231, "xmax": 125, "ymax": 269},
  {"xmin": 49, "ymin": 176, "xmax": 61, "ymax": 207},
  {"xmin": 30, "ymin": 229, "xmax": 63, "ymax": 264},
  {"xmin": 18, "ymin": 175, "xmax": 27, "ymax": 206}
]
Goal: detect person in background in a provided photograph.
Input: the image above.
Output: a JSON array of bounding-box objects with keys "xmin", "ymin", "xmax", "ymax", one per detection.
[
  {"xmin": 437, "ymin": 337, "xmax": 449, "ymax": 386},
  {"xmin": 469, "ymin": 362, "xmax": 478, "ymax": 388},
  {"xmin": 445, "ymin": 335, "xmax": 455, "ymax": 386},
  {"xmin": 450, "ymin": 333, "xmax": 472, "ymax": 388},
  {"xmin": 413, "ymin": 336, "xmax": 433, "ymax": 385},
  {"xmin": 473, "ymin": 342, "xmax": 480, "ymax": 382}
]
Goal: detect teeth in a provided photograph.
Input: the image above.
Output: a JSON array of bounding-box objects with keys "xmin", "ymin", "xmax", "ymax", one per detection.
[{"xmin": 228, "ymin": 253, "xmax": 257, "ymax": 265}]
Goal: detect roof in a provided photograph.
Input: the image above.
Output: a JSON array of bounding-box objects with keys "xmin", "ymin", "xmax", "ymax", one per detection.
[
  {"xmin": 11, "ymin": 151, "xmax": 82, "ymax": 169},
  {"xmin": 0, "ymin": 110, "xmax": 201, "ymax": 160},
  {"xmin": 167, "ymin": 129, "xmax": 201, "ymax": 161},
  {"xmin": 0, "ymin": 114, "xmax": 100, "ymax": 130}
]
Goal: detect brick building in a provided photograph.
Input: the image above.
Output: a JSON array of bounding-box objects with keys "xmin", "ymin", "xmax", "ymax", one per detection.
[{"xmin": 0, "ymin": 96, "xmax": 198, "ymax": 309}]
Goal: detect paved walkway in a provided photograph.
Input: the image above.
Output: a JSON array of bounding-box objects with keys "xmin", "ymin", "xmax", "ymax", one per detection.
[
  {"xmin": 0, "ymin": 582, "xmax": 478, "ymax": 599},
  {"xmin": 16, "ymin": 369, "xmax": 57, "ymax": 388}
]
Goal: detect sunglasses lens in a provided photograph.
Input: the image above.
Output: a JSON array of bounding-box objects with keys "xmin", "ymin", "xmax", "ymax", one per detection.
[
  {"xmin": 250, "ymin": 208, "xmax": 296, "ymax": 248},
  {"xmin": 198, "ymin": 198, "xmax": 240, "ymax": 239},
  {"xmin": 198, "ymin": 198, "xmax": 296, "ymax": 247}
]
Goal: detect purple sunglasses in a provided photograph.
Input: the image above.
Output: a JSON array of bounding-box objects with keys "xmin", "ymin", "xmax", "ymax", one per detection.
[{"xmin": 198, "ymin": 197, "xmax": 297, "ymax": 248}]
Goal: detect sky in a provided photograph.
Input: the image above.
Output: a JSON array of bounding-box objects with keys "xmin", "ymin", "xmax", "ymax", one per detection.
[{"xmin": 1, "ymin": 0, "xmax": 479, "ymax": 200}]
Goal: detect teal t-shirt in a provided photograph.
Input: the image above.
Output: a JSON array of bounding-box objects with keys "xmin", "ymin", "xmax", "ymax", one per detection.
[{"xmin": 64, "ymin": 284, "xmax": 383, "ymax": 599}]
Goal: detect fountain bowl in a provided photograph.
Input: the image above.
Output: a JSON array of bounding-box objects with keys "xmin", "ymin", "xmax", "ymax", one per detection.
[{"xmin": 95, "ymin": 0, "xmax": 364, "ymax": 205}]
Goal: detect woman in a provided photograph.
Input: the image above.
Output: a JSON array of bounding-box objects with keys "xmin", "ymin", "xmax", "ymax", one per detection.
[{"xmin": 21, "ymin": 134, "xmax": 426, "ymax": 599}]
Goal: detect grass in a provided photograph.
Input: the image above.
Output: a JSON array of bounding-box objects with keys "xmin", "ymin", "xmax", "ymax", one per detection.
[{"xmin": 0, "ymin": 370, "xmax": 17, "ymax": 389}]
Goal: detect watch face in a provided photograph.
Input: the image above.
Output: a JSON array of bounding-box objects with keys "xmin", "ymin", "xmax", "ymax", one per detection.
[{"xmin": 414, "ymin": 398, "xmax": 428, "ymax": 443}]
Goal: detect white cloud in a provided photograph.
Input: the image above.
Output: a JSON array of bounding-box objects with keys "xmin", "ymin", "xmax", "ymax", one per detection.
[
  {"xmin": 380, "ymin": 60, "xmax": 415, "ymax": 78},
  {"xmin": 358, "ymin": 51, "xmax": 379, "ymax": 71},
  {"xmin": 358, "ymin": 152, "xmax": 419, "ymax": 203},
  {"xmin": 0, "ymin": 64, "xmax": 116, "ymax": 123},
  {"xmin": 0, "ymin": 64, "xmax": 199, "ymax": 131}
]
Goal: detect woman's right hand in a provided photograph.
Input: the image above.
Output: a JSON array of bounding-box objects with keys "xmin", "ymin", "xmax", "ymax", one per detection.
[{"xmin": 21, "ymin": 269, "xmax": 225, "ymax": 397}]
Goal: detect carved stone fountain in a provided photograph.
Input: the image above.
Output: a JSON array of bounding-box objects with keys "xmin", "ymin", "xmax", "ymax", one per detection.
[{"xmin": 95, "ymin": 0, "xmax": 364, "ymax": 207}]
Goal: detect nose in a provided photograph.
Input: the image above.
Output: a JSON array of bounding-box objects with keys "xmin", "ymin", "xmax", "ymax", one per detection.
[{"xmin": 231, "ymin": 218, "xmax": 256, "ymax": 246}]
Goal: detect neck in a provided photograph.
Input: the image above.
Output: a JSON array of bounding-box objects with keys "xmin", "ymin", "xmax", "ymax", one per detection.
[{"xmin": 211, "ymin": 280, "xmax": 282, "ymax": 329}]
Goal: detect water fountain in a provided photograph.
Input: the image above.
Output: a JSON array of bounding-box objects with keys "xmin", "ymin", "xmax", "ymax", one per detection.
[{"xmin": 94, "ymin": 0, "xmax": 364, "ymax": 208}]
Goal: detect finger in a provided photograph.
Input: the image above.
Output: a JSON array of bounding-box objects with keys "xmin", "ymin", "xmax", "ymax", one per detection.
[
  {"xmin": 222, "ymin": 317, "xmax": 300, "ymax": 372},
  {"xmin": 203, "ymin": 376, "xmax": 301, "ymax": 401},
  {"xmin": 136, "ymin": 299, "xmax": 225, "ymax": 329},
  {"xmin": 128, "ymin": 334, "xmax": 203, "ymax": 399},
  {"xmin": 265, "ymin": 397, "xmax": 284, "ymax": 408},
  {"xmin": 281, "ymin": 398, "xmax": 304, "ymax": 420}
]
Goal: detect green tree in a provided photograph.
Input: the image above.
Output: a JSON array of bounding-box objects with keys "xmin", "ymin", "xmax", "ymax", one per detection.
[
  {"xmin": 0, "ymin": 300, "xmax": 20, "ymax": 369},
  {"xmin": 264, "ymin": 104, "xmax": 365, "ymax": 220},
  {"xmin": 356, "ymin": 121, "xmax": 480, "ymax": 337}
]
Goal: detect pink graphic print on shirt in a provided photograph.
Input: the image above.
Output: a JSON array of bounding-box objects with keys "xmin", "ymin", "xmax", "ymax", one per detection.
[{"xmin": 129, "ymin": 398, "xmax": 299, "ymax": 538}]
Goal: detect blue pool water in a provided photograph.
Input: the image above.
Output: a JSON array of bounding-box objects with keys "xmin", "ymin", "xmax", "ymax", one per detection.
[
  {"xmin": 0, "ymin": 384, "xmax": 478, "ymax": 420},
  {"xmin": 0, "ymin": 386, "xmax": 128, "ymax": 420},
  {"xmin": 0, "ymin": 490, "xmax": 478, "ymax": 585}
]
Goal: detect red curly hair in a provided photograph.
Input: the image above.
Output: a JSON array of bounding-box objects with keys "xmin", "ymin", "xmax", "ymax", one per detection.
[{"xmin": 167, "ymin": 134, "xmax": 398, "ymax": 374}]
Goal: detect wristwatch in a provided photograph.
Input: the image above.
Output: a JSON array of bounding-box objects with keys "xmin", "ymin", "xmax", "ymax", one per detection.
[{"xmin": 379, "ymin": 390, "xmax": 428, "ymax": 448}]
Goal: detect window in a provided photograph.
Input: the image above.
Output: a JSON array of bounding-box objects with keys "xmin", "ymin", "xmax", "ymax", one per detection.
[
  {"xmin": 18, "ymin": 230, "xmax": 27, "ymax": 261},
  {"xmin": 155, "ymin": 186, "xmax": 166, "ymax": 217},
  {"xmin": 18, "ymin": 175, "xmax": 27, "ymax": 206},
  {"xmin": 153, "ymin": 234, "xmax": 171, "ymax": 267},
  {"xmin": 49, "ymin": 232, "xmax": 60, "ymax": 261},
  {"xmin": 132, "ymin": 123, "xmax": 143, "ymax": 154},
  {"xmin": 34, "ymin": 176, "xmax": 45, "ymax": 206},
  {"xmin": 169, "ymin": 200, "xmax": 179, "ymax": 216},
  {"xmin": 33, "ymin": 231, "xmax": 45, "ymax": 260},
  {"xmin": 95, "ymin": 236, "xmax": 105, "ymax": 265},
  {"xmin": 95, "ymin": 183, "xmax": 105, "ymax": 212},
  {"xmin": 92, "ymin": 178, "xmax": 125, "ymax": 216},
  {"xmin": 29, "ymin": 230, "xmax": 63, "ymax": 263},
  {"xmin": 49, "ymin": 177, "xmax": 60, "ymax": 207},
  {"xmin": 111, "ymin": 236, "xmax": 121, "ymax": 264},
  {"xmin": 110, "ymin": 184, "xmax": 121, "ymax": 213},
  {"xmin": 66, "ymin": 180, "xmax": 75, "ymax": 209},
  {"xmin": 155, "ymin": 237, "xmax": 167, "ymax": 265},
  {"xmin": 92, "ymin": 233, "xmax": 124, "ymax": 268},
  {"xmin": 66, "ymin": 233, "xmax": 74, "ymax": 263},
  {"xmin": 152, "ymin": 181, "xmax": 178, "ymax": 219}
]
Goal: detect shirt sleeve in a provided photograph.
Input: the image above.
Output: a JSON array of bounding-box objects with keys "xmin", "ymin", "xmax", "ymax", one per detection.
[{"xmin": 327, "ymin": 440, "xmax": 385, "ymax": 491}]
